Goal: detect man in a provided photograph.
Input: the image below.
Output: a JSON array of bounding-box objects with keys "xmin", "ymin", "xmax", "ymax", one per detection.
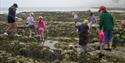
[
  {"xmin": 4, "ymin": 3, "xmax": 18, "ymax": 36},
  {"xmin": 99, "ymin": 6, "xmax": 114, "ymax": 50}
]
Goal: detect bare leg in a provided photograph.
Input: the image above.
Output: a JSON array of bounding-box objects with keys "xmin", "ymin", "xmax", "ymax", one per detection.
[
  {"xmin": 108, "ymin": 42, "xmax": 112, "ymax": 49},
  {"xmin": 29, "ymin": 28, "xmax": 32, "ymax": 38},
  {"xmin": 12, "ymin": 22, "xmax": 17, "ymax": 33},
  {"xmin": 6, "ymin": 23, "xmax": 14, "ymax": 34},
  {"xmin": 5, "ymin": 24, "xmax": 9, "ymax": 33},
  {"xmin": 29, "ymin": 30, "xmax": 32, "ymax": 37},
  {"xmin": 40, "ymin": 31, "xmax": 45, "ymax": 47}
]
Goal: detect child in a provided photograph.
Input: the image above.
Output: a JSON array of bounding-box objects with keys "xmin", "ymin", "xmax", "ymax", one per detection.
[
  {"xmin": 72, "ymin": 12, "xmax": 78, "ymax": 24},
  {"xmin": 76, "ymin": 20, "xmax": 89, "ymax": 54},
  {"xmin": 121, "ymin": 20, "xmax": 125, "ymax": 29},
  {"xmin": 26, "ymin": 13, "xmax": 35, "ymax": 37},
  {"xmin": 36, "ymin": 16, "xmax": 46, "ymax": 46},
  {"xmin": 98, "ymin": 30, "xmax": 104, "ymax": 50},
  {"xmin": 88, "ymin": 12, "xmax": 96, "ymax": 31}
]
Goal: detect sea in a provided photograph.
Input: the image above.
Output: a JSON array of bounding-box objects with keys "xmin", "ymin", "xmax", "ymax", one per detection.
[{"xmin": 0, "ymin": 7, "xmax": 125, "ymax": 14}]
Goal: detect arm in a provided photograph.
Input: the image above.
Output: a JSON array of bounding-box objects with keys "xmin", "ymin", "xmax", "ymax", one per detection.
[
  {"xmin": 77, "ymin": 26, "xmax": 80, "ymax": 35},
  {"xmin": 32, "ymin": 17, "xmax": 35, "ymax": 25},
  {"xmin": 99, "ymin": 14, "xmax": 103, "ymax": 30},
  {"xmin": 111, "ymin": 15, "xmax": 114, "ymax": 28},
  {"xmin": 26, "ymin": 17, "xmax": 29, "ymax": 25}
]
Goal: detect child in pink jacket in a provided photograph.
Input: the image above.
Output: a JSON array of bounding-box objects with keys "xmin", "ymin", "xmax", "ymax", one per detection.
[
  {"xmin": 36, "ymin": 16, "xmax": 46, "ymax": 46},
  {"xmin": 98, "ymin": 30, "xmax": 104, "ymax": 50}
]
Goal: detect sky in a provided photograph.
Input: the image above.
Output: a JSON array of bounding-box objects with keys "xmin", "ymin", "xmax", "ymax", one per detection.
[{"xmin": 0, "ymin": 0, "xmax": 124, "ymax": 8}]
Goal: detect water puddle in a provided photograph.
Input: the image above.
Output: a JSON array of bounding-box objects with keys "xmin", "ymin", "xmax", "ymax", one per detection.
[{"xmin": 44, "ymin": 40, "xmax": 58, "ymax": 49}]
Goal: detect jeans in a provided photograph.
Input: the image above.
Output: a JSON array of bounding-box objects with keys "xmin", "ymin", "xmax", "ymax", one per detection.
[{"xmin": 104, "ymin": 30, "xmax": 113, "ymax": 44}]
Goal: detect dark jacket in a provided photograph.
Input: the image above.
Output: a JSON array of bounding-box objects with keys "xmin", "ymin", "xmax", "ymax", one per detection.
[
  {"xmin": 8, "ymin": 7, "xmax": 16, "ymax": 18},
  {"xmin": 78, "ymin": 24, "xmax": 89, "ymax": 35}
]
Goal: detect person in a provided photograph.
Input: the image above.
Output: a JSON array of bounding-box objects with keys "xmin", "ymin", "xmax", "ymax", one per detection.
[
  {"xmin": 99, "ymin": 6, "xmax": 114, "ymax": 50},
  {"xmin": 88, "ymin": 12, "xmax": 96, "ymax": 31},
  {"xmin": 72, "ymin": 12, "xmax": 79, "ymax": 24},
  {"xmin": 76, "ymin": 20, "xmax": 89, "ymax": 54},
  {"xmin": 4, "ymin": 3, "xmax": 18, "ymax": 36},
  {"xmin": 36, "ymin": 16, "xmax": 46, "ymax": 46},
  {"xmin": 98, "ymin": 29, "xmax": 104, "ymax": 50},
  {"xmin": 121, "ymin": 20, "xmax": 125, "ymax": 29},
  {"xmin": 26, "ymin": 13, "xmax": 35, "ymax": 37}
]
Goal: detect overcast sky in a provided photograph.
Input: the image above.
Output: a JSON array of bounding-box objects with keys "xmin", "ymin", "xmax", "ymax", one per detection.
[{"xmin": 0, "ymin": 0, "xmax": 124, "ymax": 8}]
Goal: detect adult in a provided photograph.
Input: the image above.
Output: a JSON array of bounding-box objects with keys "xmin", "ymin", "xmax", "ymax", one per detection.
[
  {"xmin": 4, "ymin": 3, "xmax": 18, "ymax": 36},
  {"xmin": 99, "ymin": 6, "xmax": 114, "ymax": 50}
]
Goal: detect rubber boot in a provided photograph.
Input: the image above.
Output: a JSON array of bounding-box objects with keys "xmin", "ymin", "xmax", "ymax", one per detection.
[{"xmin": 109, "ymin": 42, "xmax": 112, "ymax": 49}]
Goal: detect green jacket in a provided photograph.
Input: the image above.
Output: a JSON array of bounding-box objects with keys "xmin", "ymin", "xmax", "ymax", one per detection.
[{"xmin": 99, "ymin": 11, "xmax": 114, "ymax": 31}]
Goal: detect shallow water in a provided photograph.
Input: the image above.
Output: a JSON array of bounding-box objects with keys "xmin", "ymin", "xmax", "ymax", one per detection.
[{"xmin": 44, "ymin": 40, "xmax": 58, "ymax": 49}]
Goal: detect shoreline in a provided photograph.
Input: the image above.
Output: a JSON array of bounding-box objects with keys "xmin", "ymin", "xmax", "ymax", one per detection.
[
  {"xmin": 0, "ymin": 10, "xmax": 125, "ymax": 15},
  {"xmin": 1, "ymin": 6, "xmax": 125, "ymax": 14}
]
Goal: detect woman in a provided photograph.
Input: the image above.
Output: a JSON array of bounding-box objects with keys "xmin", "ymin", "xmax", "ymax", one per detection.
[{"xmin": 4, "ymin": 3, "xmax": 18, "ymax": 36}]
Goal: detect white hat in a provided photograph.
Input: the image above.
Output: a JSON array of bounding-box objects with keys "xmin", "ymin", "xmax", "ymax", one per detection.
[{"xmin": 39, "ymin": 16, "xmax": 43, "ymax": 19}]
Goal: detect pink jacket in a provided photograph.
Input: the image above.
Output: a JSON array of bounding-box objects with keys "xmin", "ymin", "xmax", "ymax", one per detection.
[
  {"xmin": 99, "ymin": 31, "xmax": 104, "ymax": 43},
  {"xmin": 37, "ymin": 20, "xmax": 46, "ymax": 29}
]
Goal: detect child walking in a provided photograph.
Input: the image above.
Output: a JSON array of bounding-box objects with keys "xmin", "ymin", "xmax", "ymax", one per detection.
[
  {"xmin": 26, "ymin": 13, "xmax": 35, "ymax": 38},
  {"xmin": 76, "ymin": 20, "xmax": 89, "ymax": 54},
  {"xmin": 72, "ymin": 12, "xmax": 79, "ymax": 24},
  {"xmin": 36, "ymin": 16, "xmax": 46, "ymax": 46},
  {"xmin": 88, "ymin": 12, "xmax": 96, "ymax": 31},
  {"xmin": 98, "ymin": 30, "xmax": 104, "ymax": 50}
]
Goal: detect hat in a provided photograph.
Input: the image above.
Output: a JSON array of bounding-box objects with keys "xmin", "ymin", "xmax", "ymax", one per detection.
[
  {"xmin": 13, "ymin": 3, "xmax": 18, "ymax": 8},
  {"xmin": 39, "ymin": 16, "xmax": 43, "ymax": 19},
  {"xmin": 30, "ymin": 12, "xmax": 34, "ymax": 15},
  {"xmin": 83, "ymin": 20, "xmax": 88, "ymax": 24},
  {"xmin": 98, "ymin": 6, "xmax": 106, "ymax": 12},
  {"xmin": 30, "ymin": 12, "xmax": 34, "ymax": 16}
]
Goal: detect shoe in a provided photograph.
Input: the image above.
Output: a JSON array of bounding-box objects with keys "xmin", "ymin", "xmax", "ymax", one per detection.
[
  {"xmin": 4, "ymin": 32, "xmax": 8, "ymax": 36},
  {"xmin": 104, "ymin": 48, "xmax": 112, "ymax": 51}
]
